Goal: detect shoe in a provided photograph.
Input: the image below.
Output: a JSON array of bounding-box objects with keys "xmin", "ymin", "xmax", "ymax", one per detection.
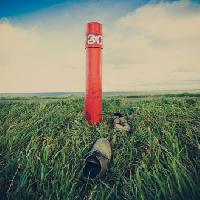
[
  {"xmin": 113, "ymin": 112, "xmax": 131, "ymax": 132},
  {"xmin": 83, "ymin": 138, "xmax": 111, "ymax": 178}
]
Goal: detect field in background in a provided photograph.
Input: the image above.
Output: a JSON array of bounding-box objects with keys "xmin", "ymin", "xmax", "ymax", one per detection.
[
  {"xmin": 0, "ymin": 89, "xmax": 200, "ymax": 99},
  {"xmin": 0, "ymin": 90, "xmax": 200, "ymax": 103},
  {"xmin": 0, "ymin": 96, "xmax": 200, "ymax": 199}
]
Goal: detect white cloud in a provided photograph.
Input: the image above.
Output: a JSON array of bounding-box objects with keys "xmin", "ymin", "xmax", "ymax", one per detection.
[{"xmin": 0, "ymin": 0, "xmax": 200, "ymax": 92}]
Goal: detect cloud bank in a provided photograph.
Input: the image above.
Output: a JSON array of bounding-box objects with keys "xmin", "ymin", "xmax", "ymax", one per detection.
[{"xmin": 0, "ymin": 0, "xmax": 200, "ymax": 92}]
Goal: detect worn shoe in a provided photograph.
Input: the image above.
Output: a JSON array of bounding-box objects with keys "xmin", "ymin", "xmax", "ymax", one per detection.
[
  {"xmin": 113, "ymin": 112, "xmax": 131, "ymax": 132},
  {"xmin": 83, "ymin": 138, "xmax": 111, "ymax": 178}
]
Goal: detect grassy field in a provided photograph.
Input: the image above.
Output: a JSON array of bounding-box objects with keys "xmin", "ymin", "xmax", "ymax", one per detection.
[{"xmin": 0, "ymin": 96, "xmax": 200, "ymax": 199}]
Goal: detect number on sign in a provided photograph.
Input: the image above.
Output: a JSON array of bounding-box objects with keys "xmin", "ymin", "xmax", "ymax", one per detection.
[{"xmin": 87, "ymin": 34, "xmax": 102, "ymax": 45}]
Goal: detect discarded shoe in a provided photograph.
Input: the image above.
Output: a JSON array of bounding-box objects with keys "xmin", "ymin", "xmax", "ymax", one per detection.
[
  {"xmin": 113, "ymin": 112, "xmax": 131, "ymax": 132},
  {"xmin": 83, "ymin": 138, "xmax": 111, "ymax": 178}
]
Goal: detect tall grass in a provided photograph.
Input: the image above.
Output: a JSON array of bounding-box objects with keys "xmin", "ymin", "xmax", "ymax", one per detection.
[{"xmin": 0, "ymin": 97, "xmax": 199, "ymax": 199}]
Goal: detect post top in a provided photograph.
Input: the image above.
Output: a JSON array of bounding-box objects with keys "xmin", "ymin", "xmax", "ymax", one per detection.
[{"xmin": 86, "ymin": 22, "xmax": 102, "ymax": 35}]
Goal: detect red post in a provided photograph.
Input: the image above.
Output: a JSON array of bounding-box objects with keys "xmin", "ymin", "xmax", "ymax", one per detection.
[{"xmin": 84, "ymin": 22, "xmax": 103, "ymax": 125}]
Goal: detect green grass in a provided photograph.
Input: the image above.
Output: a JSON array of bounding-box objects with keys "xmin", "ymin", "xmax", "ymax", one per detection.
[
  {"xmin": 126, "ymin": 92, "xmax": 200, "ymax": 98},
  {"xmin": 0, "ymin": 97, "xmax": 200, "ymax": 200}
]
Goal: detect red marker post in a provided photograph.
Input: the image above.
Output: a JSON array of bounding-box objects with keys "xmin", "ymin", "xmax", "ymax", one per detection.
[{"xmin": 84, "ymin": 22, "xmax": 103, "ymax": 125}]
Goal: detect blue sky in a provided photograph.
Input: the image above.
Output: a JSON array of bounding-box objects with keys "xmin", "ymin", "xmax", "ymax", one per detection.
[
  {"xmin": 0, "ymin": 0, "xmax": 200, "ymax": 92},
  {"xmin": 0, "ymin": 0, "xmax": 180, "ymax": 18},
  {"xmin": 0, "ymin": 0, "xmax": 73, "ymax": 17}
]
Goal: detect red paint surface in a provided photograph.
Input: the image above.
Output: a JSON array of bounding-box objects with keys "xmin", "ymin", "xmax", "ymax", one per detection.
[{"xmin": 84, "ymin": 22, "xmax": 103, "ymax": 125}]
